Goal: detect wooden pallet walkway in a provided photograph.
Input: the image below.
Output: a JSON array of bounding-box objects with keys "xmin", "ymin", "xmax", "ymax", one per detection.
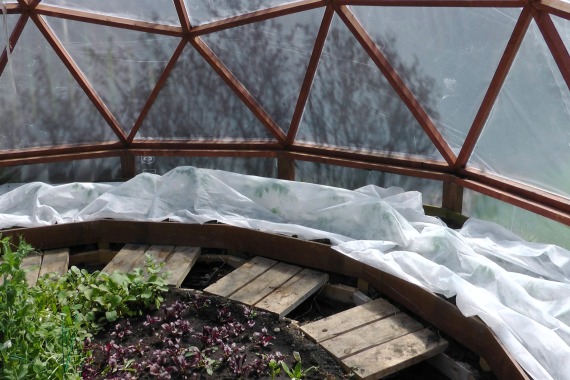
[
  {"xmin": 301, "ymin": 298, "xmax": 448, "ymax": 379},
  {"xmin": 204, "ymin": 256, "xmax": 329, "ymax": 318},
  {"xmin": 0, "ymin": 248, "xmax": 69, "ymax": 287},
  {"xmin": 102, "ymin": 244, "xmax": 200, "ymax": 287}
]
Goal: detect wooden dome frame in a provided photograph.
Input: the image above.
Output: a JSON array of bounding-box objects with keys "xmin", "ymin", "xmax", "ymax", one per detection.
[{"xmin": 1, "ymin": 0, "xmax": 570, "ymax": 228}]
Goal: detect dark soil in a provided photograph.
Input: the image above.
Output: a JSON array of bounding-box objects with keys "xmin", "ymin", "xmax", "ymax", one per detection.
[{"xmin": 83, "ymin": 288, "xmax": 351, "ymax": 379}]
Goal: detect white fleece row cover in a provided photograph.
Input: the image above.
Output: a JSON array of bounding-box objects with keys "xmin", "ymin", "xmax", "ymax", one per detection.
[{"xmin": 1, "ymin": 166, "xmax": 569, "ymax": 380}]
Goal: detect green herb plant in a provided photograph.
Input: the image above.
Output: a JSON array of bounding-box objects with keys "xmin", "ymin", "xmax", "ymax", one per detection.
[
  {"xmin": 280, "ymin": 351, "xmax": 318, "ymax": 380},
  {"xmin": 268, "ymin": 358, "xmax": 281, "ymax": 379},
  {"xmin": 0, "ymin": 236, "xmax": 169, "ymax": 380}
]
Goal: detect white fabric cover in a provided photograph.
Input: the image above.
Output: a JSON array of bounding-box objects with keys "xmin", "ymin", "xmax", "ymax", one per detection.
[{"xmin": 0, "ymin": 166, "xmax": 568, "ymax": 380}]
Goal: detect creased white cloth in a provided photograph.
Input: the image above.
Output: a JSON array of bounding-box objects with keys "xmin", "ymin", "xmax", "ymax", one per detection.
[{"xmin": 0, "ymin": 166, "xmax": 568, "ymax": 379}]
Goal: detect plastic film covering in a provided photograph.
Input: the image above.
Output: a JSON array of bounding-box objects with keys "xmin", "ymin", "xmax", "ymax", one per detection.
[
  {"xmin": 295, "ymin": 160, "xmax": 442, "ymax": 206},
  {"xmin": 0, "ymin": 166, "xmax": 568, "ymax": 379},
  {"xmin": 136, "ymin": 44, "xmax": 275, "ymax": 141},
  {"xmin": 202, "ymin": 8, "xmax": 323, "ymax": 133},
  {"xmin": 41, "ymin": 0, "xmax": 181, "ymax": 26},
  {"xmin": 469, "ymin": 21, "xmax": 570, "ymax": 200},
  {"xmin": 0, "ymin": 21, "xmax": 118, "ymax": 150},
  {"xmin": 0, "ymin": 157, "xmax": 123, "ymax": 184},
  {"xmin": 350, "ymin": 6, "xmax": 520, "ymax": 153},
  {"xmin": 296, "ymin": 15, "xmax": 441, "ymax": 160},
  {"xmin": 46, "ymin": 17, "xmax": 180, "ymax": 135},
  {"xmin": 463, "ymin": 188, "xmax": 570, "ymax": 251},
  {"xmin": 1, "ymin": 10, "xmax": 17, "ymax": 52},
  {"xmin": 185, "ymin": 0, "xmax": 302, "ymax": 27},
  {"xmin": 135, "ymin": 156, "xmax": 276, "ymax": 177}
]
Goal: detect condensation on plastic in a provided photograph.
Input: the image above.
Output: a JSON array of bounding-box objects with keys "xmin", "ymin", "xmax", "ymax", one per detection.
[
  {"xmin": 296, "ymin": 15, "xmax": 442, "ymax": 160},
  {"xmin": 0, "ymin": 166, "xmax": 568, "ymax": 379},
  {"xmin": 350, "ymin": 6, "xmax": 520, "ymax": 153},
  {"xmin": 295, "ymin": 160, "xmax": 442, "ymax": 206},
  {"xmin": 463, "ymin": 188, "xmax": 570, "ymax": 251},
  {"xmin": 41, "ymin": 0, "xmax": 180, "ymax": 26},
  {"xmin": 135, "ymin": 156, "xmax": 277, "ymax": 178},
  {"xmin": 0, "ymin": 157, "xmax": 123, "ymax": 184},
  {"xmin": 553, "ymin": 15, "xmax": 570, "ymax": 52},
  {"xmin": 202, "ymin": 8, "xmax": 323, "ymax": 134},
  {"xmin": 469, "ymin": 21, "xmax": 570, "ymax": 200},
  {"xmin": 136, "ymin": 44, "xmax": 274, "ymax": 141},
  {"xmin": 0, "ymin": 21, "xmax": 117, "ymax": 150},
  {"xmin": 46, "ymin": 17, "xmax": 180, "ymax": 135},
  {"xmin": 185, "ymin": 0, "xmax": 301, "ymax": 27}
]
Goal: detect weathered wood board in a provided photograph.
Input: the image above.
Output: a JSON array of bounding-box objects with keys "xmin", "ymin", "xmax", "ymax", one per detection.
[
  {"xmin": 301, "ymin": 298, "xmax": 398, "ymax": 342},
  {"xmin": 21, "ymin": 254, "xmax": 42, "ymax": 286},
  {"xmin": 255, "ymin": 268, "xmax": 328, "ymax": 318},
  {"xmin": 321, "ymin": 313, "xmax": 423, "ymax": 359},
  {"xmin": 102, "ymin": 244, "xmax": 199, "ymax": 287},
  {"xmin": 205, "ymin": 257, "xmax": 328, "ymax": 318},
  {"xmin": 343, "ymin": 328, "xmax": 448, "ymax": 379},
  {"xmin": 204, "ymin": 256, "xmax": 278, "ymax": 298},
  {"xmin": 39, "ymin": 248, "xmax": 69, "ymax": 279},
  {"xmin": 161, "ymin": 246, "xmax": 201, "ymax": 287},
  {"xmin": 230, "ymin": 261, "xmax": 302, "ymax": 305},
  {"xmin": 301, "ymin": 296, "xmax": 447, "ymax": 379},
  {"xmin": 102, "ymin": 244, "xmax": 148, "ymax": 274}
]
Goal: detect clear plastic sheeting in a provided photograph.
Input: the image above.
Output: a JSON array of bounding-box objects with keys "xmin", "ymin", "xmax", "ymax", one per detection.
[
  {"xmin": 350, "ymin": 6, "xmax": 520, "ymax": 152},
  {"xmin": 185, "ymin": 0, "xmax": 302, "ymax": 26},
  {"xmin": 0, "ymin": 22, "xmax": 117, "ymax": 149},
  {"xmin": 47, "ymin": 18, "xmax": 179, "ymax": 134},
  {"xmin": 134, "ymin": 156, "xmax": 277, "ymax": 178},
  {"xmin": 137, "ymin": 44, "xmax": 274, "ymax": 141},
  {"xmin": 295, "ymin": 160, "xmax": 442, "ymax": 206},
  {"xmin": 202, "ymin": 8, "xmax": 323, "ymax": 133},
  {"xmin": 297, "ymin": 15, "xmax": 442, "ymax": 160},
  {"xmin": 41, "ymin": 0, "xmax": 181, "ymax": 26},
  {"xmin": 463, "ymin": 188, "xmax": 570, "ymax": 251},
  {"xmin": 470, "ymin": 21, "xmax": 570, "ymax": 200},
  {"xmin": 0, "ymin": 166, "xmax": 568, "ymax": 379}
]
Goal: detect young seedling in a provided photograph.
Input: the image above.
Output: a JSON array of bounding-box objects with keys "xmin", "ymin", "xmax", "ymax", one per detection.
[{"xmin": 280, "ymin": 351, "xmax": 318, "ymax": 380}]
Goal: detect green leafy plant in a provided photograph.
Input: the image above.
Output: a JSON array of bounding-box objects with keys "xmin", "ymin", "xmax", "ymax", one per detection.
[
  {"xmin": 268, "ymin": 358, "xmax": 281, "ymax": 379},
  {"xmin": 280, "ymin": 351, "xmax": 318, "ymax": 380},
  {"xmin": 0, "ymin": 237, "xmax": 169, "ymax": 379}
]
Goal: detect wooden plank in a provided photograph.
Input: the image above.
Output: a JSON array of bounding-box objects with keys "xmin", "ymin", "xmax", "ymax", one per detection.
[
  {"xmin": 230, "ymin": 261, "xmax": 302, "ymax": 305},
  {"xmin": 139, "ymin": 245, "xmax": 175, "ymax": 265},
  {"xmin": 321, "ymin": 313, "xmax": 424, "ymax": 360},
  {"xmin": 38, "ymin": 248, "xmax": 69, "ymax": 278},
  {"xmin": 162, "ymin": 246, "xmax": 201, "ymax": 287},
  {"xmin": 204, "ymin": 256, "xmax": 278, "ymax": 298},
  {"xmin": 343, "ymin": 328, "xmax": 448, "ymax": 380},
  {"xmin": 102, "ymin": 244, "xmax": 148, "ymax": 274},
  {"xmin": 301, "ymin": 298, "xmax": 399, "ymax": 343},
  {"xmin": 21, "ymin": 254, "xmax": 42, "ymax": 287},
  {"xmin": 255, "ymin": 268, "xmax": 328, "ymax": 318}
]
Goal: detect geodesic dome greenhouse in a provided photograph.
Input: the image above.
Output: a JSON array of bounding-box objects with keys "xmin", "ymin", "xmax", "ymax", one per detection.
[{"xmin": 2, "ymin": 0, "xmax": 570, "ymax": 379}]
